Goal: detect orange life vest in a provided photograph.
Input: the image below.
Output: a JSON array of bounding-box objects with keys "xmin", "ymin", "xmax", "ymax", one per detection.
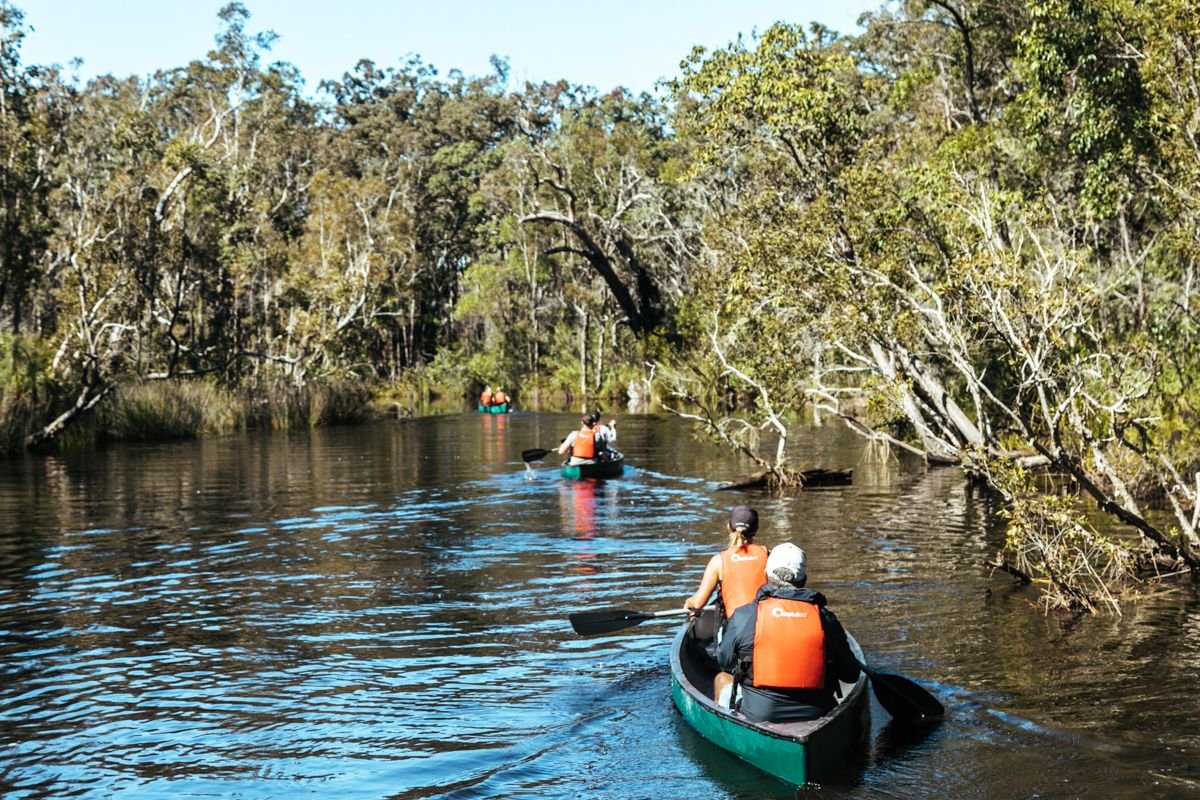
[
  {"xmin": 751, "ymin": 597, "xmax": 826, "ymax": 690},
  {"xmin": 718, "ymin": 543, "xmax": 769, "ymax": 614},
  {"xmin": 481, "ymin": 390, "xmax": 494, "ymax": 405},
  {"xmin": 494, "ymin": 390, "xmax": 508, "ymax": 404},
  {"xmin": 571, "ymin": 428, "xmax": 595, "ymax": 459}
]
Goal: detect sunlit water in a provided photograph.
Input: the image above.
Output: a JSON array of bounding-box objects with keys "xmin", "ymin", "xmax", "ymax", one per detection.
[{"xmin": 1, "ymin": 412, "xmax": 1198, "ymax": 799}]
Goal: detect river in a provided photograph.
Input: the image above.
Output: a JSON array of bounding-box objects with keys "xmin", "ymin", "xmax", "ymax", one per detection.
[{"xmin": 0, "ymin": 411, "xmax": 1197, "ymax": 799}]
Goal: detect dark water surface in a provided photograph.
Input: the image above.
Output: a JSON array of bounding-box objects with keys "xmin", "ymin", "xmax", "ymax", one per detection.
[{"xmin": 1, "ymin": 412, "xmax": 1198, "ymax": 799}]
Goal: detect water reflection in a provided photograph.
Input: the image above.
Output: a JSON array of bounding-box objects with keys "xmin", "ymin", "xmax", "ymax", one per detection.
[
  {"xmin": 479, "ymin": 410, "xmax": 509, "ymax": 466},
  {"xmin": 561, "ymin": 479, "xmax": 599, "ymax": 579},
  {"xmin": 561, "ymin": 479, "xmax": 597, "ymax": 539}
]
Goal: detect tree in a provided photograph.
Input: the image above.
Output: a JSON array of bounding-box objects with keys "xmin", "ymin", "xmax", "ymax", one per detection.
[
  {"xmin": 0, "ymin": 1, "xmax": 65, "ymax": 334},
  {"xmin": 669, "ymin": 7, "xmax": 1200, "ymax": 611},
  {"xmin": 518, "ymin": 90, "xmax": 697, "ymax": 341}
]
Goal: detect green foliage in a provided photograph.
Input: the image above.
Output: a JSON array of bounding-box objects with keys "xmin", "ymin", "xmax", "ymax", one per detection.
[
  {"xmin": 1012, "ymin": 0, "xmax": 1157, "ymax": 217},
  {"xmin": 0, "ymin": 334, "xmax": 56, "ymax": 397},
  {"xmin": 2, "ymin": 0, "xmax": 1200, "ymax": 620},
  {"xmin": 977, "ymin": 451, "xmax": 1135, "ymax": 614},
  {"xmin": 661, "ymin": 0, "xmax": 1200, "ymax": 603}
]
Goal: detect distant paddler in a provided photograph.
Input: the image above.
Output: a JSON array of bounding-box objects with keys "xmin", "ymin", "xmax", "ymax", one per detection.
[{"xmin": 557, "ymin": 411, "xmax": 617, "ymax": 465}]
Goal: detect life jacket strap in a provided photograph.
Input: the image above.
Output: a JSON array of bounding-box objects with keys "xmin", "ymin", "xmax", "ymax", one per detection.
[{"xmin": 730, "ymin": 657, "xmax": 749, "ymax": 712}]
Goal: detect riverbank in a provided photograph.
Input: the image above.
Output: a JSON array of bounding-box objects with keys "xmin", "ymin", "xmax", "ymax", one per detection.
[
  {"xmin": 0, "ymin": 376, "xmax": 641, "ymax": 456},
  {"xmin": 0, "ymin": 379, "xmax": 378, "ymax": 455}
]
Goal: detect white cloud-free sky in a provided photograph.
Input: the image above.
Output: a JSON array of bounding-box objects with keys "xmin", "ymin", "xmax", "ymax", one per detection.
[{"xmin": 18, "ymin": 1, "xmax": 882, "ymax": 95}]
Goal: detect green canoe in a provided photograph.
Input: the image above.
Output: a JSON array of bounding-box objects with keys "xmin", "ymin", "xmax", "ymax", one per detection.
[
  {"xmin": 477, "ymin": 403, "xmax": 509, "ymax": 414},
  {"xmin": 669, "ymin": 612, "xmax": 870, "ymax": 786},
  {"xmin": 560, "ymin": 454, "xmax": 624, "ymax": 480}
]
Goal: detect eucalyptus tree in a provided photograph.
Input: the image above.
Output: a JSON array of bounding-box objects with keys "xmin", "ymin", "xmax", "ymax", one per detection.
[
  {"xmin": 663, "ymin": 22, "xmax": 876, "ymax": 483},
  {"xmin": 672, "ymin": 3, "xmax": 1200, "ymax": 610},
  {"xmin": 136, "ymin": 3, "xmax": 318, "ymax": 385},
  {"xmin": 23, "ymin": 3, "xmax": 319, "ymax": 445},
  {"xmin": 512, "ymin": 87, "xmax": 705, "ymax": 400},
  {"xmin": 317, "ymin": 57, "xmax": 521, "ymax": 380},
  {"xmin": 0, "ymin": 1, "xmax": 64, "ymax": 335}
]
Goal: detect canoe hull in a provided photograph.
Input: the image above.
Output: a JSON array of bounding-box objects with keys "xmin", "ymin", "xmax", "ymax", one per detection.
[
  {"xmin": 560, "ymin": 456, "xmax": 624, "ymax": 480},
  {"xmin": 669, "ymin": 614, "xmax": 869, "ymax": 786},
  {"xmin": 476, "ymin": 403, "xmax": 509, "ymax": 414}
]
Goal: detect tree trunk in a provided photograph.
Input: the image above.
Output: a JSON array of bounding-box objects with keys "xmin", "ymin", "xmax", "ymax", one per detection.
[{"xmin": 24, "ymin": 379, "xmax": 113, "ymax": 450}]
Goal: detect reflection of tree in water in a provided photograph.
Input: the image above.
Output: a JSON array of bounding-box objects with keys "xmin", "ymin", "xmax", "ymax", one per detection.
[{"xmin": 855, "ymin": 436, "xmax": 900, "ymax": 490}]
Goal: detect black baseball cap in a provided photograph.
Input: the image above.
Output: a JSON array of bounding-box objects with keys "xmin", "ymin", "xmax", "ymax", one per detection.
[{"xmin": 729, "ymin": 505, "xmax": 758, "ymax": 534}]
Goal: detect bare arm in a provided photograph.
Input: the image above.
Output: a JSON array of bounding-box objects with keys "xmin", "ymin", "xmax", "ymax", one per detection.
[{"xmin": 685, "ymin": 554, "xmax": 722, "ymax": 612}]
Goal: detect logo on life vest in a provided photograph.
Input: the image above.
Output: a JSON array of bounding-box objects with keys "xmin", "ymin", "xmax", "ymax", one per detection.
[
  {"xmin": 771, "ymin": 606, "xmax": 809, "ymax": 618},
  {"xmin": 730, "ymin": 553, "xmax": 761, "ymax": 563}
]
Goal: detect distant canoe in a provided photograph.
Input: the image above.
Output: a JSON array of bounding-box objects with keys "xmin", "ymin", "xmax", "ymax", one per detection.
[
  {"xmin": 561, "ymin": 454, "xmax": 624, "ymax": 480},
  {"xmin": 477, "ymin": 403, "xmax": 510, "ymax": 414}
]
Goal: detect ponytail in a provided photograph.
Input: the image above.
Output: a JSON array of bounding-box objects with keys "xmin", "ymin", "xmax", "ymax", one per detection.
[{"xmin": 727, "ymin": 524, "xmax": 755, "ymax": 550}]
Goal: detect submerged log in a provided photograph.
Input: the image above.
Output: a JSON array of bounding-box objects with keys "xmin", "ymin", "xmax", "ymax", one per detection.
[
  {"xmin": 717, "ymin": 467, "xmax": 853, "ymax": 491},
  {"xmin": 799, "ymin": 468, "xmax": 854, "ymax": 486}
]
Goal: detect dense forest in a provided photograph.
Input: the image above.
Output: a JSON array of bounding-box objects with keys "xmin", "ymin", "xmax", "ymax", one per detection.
[{"xmin": 3, "ymin": 0, "xmax": 1200, "ymax": 610}]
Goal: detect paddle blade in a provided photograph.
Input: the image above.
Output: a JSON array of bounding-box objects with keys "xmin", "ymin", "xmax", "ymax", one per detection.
[
  {"xmin": 866, "ymin": 668, "xmax": 945, "ymax": 723},
  {"xmin": 523, "ymin": 448, "xmax": 552, "ymax": 463},
  {"xmin": 569, "ymin": 609, "xmax": 655, "ymax": 635}
]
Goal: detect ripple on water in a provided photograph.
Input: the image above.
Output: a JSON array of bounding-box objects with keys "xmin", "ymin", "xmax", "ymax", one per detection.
[{"xmin": 0, "ymin": 417, "xmax": 1198, "ymax": 799}]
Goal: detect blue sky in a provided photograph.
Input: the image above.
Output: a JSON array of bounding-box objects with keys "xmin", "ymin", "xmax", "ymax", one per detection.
[{"xmin": 18, "ymin": 1, "xmax": 882, "ymax": 95}]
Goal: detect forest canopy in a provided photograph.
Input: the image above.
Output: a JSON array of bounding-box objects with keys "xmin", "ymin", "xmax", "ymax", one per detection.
[{"xmin": 3, "ymin": 0, "xmax": 1200, "ymax": 610}]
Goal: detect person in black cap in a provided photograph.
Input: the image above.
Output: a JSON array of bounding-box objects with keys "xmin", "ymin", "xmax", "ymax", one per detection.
[
  {"xmin": 714, "ymin": 542, "xmax": 860, "ymax": 721},
  {"xmin": 684, "ymin": 505, "xmax": 769, "ymax": 625}
]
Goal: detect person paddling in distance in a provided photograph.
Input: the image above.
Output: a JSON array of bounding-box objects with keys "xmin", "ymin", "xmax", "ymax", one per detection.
[
  {"xmin": 557, "ymin": 411, "xmax": 617, "ymax": 465},
  {"xmin": 685, "ymin": 505, "xmax": 769, "ymax": 627},
  {"xmin": 714, "ymin": 542, "xmax": 861, "ymax": 722},
  {"xmin": 594, "ymin": 416, "xmax": 616, "ymax": 459},
  {"xmin": 493, "ymin": 386, "xmax": 509, "ymax": 408},
  {"xmin": 480, "ymin": 385, "xmax": 495, "ymax": 406}
]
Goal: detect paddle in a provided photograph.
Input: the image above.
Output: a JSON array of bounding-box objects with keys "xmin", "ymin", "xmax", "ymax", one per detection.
[
  {"xmin": 568, "ymin": 606, "xmax": 943, "ymax": 723},
  {"xmin": 569, "ymin": 607, "xmax": 690, "ymax": 636},
  {"xmin": 860, "ymin": 662, "xmax": 944, "ymax": 724},
  {"xmin": 522, "ymin": 447, "xmax": 553, "ymax": 463}
]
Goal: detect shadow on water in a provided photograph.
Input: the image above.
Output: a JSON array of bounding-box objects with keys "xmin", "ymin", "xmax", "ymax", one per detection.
[{"xmin": 871, "ymin": 717, "xmax": 943, "ymax": 767}]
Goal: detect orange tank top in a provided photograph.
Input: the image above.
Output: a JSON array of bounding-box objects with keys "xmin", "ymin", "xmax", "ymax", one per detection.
[
  {"xmin": 718, "ymin": 543, "xmax": 769, "ymax": 614},
  {"xmin": 571, "ymin": 428, "xmax": 595, "ymax": 459},
  {"xmin": 751, "ymin": 597, "xmax": 826, "ymax": 689}
]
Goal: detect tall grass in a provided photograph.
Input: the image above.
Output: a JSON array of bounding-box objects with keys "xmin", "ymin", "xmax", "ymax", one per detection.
[
  {"xmin": 76, "ymin": 378, "xmax": 380, "ymax": 445},
  {"xmin": 0, "ymin": 389, "xmax": 46, "ymax": 455},
  {"xmin": 241, "ymin": 379, "xmax": 376, "ymax": 429},
  {"xmin": 99, "ymin": 381, "xmax": 243, "ymax": 441}
]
